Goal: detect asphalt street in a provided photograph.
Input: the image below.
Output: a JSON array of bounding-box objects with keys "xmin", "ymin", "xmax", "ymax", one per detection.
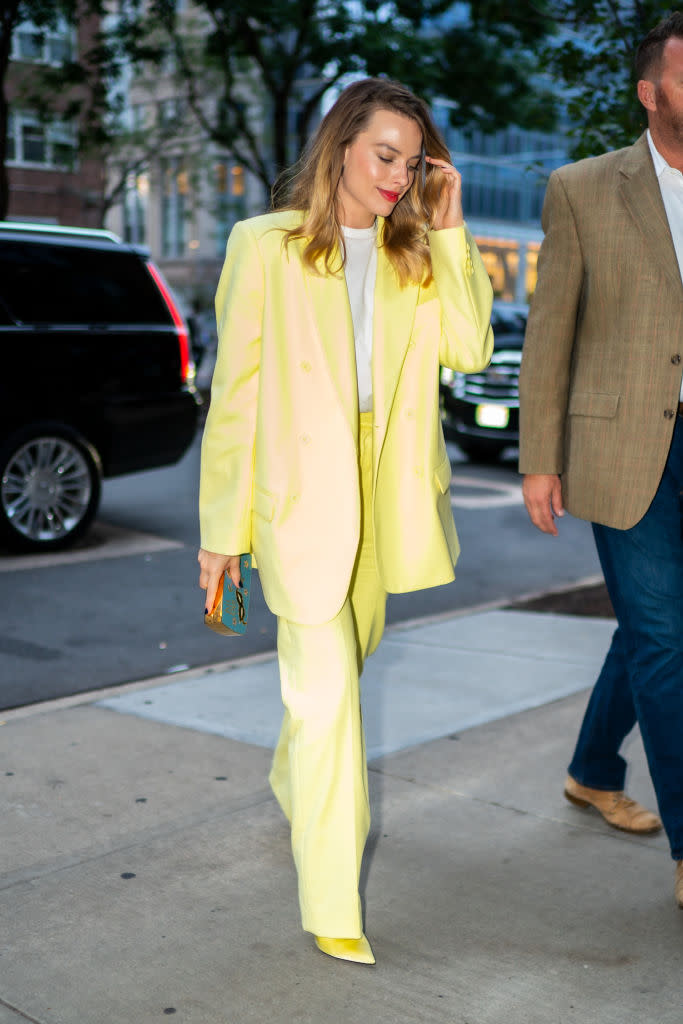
[{"xmin": 0, "ymin": 433, "xmax": 602, "ymax": 710}]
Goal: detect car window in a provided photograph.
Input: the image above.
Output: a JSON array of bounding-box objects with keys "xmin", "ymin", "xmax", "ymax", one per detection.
[
  {"xmin": 0, "ymin": 242, "xmax": 170, "ymax": 325},
  {"xmin": 491, "ymin": 310, "xmax": 527, "ymax": 334}
]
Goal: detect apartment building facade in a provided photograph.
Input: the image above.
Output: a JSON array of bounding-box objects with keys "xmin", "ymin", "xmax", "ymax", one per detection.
[
  {"xmin": 436, "ymin": 112, "xmax": 567, "ymax": 303},
  {"xmin": 5, "ymin": 12, "xmax": 105, "ymax": 226}
]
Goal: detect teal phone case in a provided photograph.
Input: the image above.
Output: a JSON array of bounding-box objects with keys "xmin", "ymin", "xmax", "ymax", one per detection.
[
  {"xmin": 204, "ymin": 553, "xmax": 252, "ymax": 636},
  {"xmin": 222, "ymin": 554, "xmax": 251, "ymax": 635}
]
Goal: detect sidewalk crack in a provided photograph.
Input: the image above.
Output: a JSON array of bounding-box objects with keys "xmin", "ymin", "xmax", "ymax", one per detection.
[{"xmin": 0, "ymin": 996, "xmax": 47, "ymax": 1023}]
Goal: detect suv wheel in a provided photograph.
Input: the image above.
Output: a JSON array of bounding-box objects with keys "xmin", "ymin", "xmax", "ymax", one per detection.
[{"xmin": 0, "ymin": 425, "xmax": 102, "ymax": 552}]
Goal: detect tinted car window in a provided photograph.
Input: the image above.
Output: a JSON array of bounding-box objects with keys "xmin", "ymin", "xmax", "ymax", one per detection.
[
  {"xmin": 490, "ymin": 309, "xmax": 527, "ymax": 335},
  {"xmin": 0, "ymin": 242, "xmax": 170, "ymax": 325}
]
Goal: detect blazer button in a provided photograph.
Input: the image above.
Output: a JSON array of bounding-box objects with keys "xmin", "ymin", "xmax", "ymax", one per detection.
[
  {"xmin": 664, "ymin": 409, "xmax": 675, "ymax": 419},
  {"xmin": 672, "ymin": 354, "xmax": 681, "ymax": 365},
  {"xmin": 301, "ymin": 433, "xmax": 311, "ymax": 444},
  {"xmin": 300, "ymin": 361, "xmax": 312, "ymax": 372}
]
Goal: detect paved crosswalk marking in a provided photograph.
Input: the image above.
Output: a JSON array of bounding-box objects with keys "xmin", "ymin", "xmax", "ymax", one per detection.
[
  {"xmin": 0, "ymin": 522, "xmax": 181, "ymax": 572},
  {"xmin": 450, "ymin": 473, "xmax": 524, "ymax": 509}
]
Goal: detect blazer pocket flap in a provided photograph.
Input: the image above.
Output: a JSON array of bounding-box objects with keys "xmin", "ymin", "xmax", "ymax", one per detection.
[
  {"xmin": 434, "ymin": 455, "xmax": 453, "ymax": 495},
  {"xmin": 253, "ymin": 486, "xmax": 276, "ymax": 523},
  {"xmin": 568, "ymin": 391, "xmax": 619, "ymax": 419}
]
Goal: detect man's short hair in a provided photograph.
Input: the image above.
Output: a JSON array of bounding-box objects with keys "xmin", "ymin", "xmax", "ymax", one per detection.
[{"xmin": 635, "ymin": 11, "xmax": 683, "ymax": 83}]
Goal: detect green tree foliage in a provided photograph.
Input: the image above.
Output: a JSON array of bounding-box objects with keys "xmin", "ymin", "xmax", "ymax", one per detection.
[
  {"xmin": 3, "ymin": 0, "xmax": 560, "ymax": 222},
  {"xmin": 538, "ymin": 1, "xmax": 678, "ymax": 158},
  {"xmin": 4, "ymin": 2, "xmax": 676, "ymax": 226},
  {"xmin": 123, "ymin": 0, "xmax": 559, "ymax": 195},
  {"xmin": 434, "ymin": 0, "xmax": 558, "ymax": 134}
]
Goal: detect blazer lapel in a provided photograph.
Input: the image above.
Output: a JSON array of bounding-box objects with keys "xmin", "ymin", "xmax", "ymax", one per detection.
[
  {"xmin": 298, "ymin": 224, "xmax": 419, "ymax": 457},
  {"xmin": 619, "ymin": 134, "xmax": 683, "ymax": 296},
  {"xmin": 372, "ymin": 229, "xmax": 417, "ymax": 467},
  {"xmin": 300, "ymin": 242, "xmax": 359, "ymax": 442}
]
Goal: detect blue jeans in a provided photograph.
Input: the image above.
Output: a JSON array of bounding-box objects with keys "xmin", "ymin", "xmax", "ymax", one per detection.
[{"xmin": 568, "ymin": 414, "xmax": 683, "ymax": 860}]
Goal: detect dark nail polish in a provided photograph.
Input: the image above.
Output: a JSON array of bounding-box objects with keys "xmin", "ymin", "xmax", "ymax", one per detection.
[{"xmin": 204, "ymin": 607, "xmax": 209, "ymax": 615}]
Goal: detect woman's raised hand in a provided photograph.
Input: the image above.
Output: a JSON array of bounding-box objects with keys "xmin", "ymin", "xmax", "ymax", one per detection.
[
  {"xmin": 198, "ymin": 549, "xmax": 242, "ymax": 614},
  {"xmin": 425, "ymin": 156, "xmax": 464, "ymax": 230}
]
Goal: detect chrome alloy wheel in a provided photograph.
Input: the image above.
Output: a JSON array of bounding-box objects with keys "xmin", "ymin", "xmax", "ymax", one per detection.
[{"xmin": 1, "ymin": 436, "xmax": 94, "ymax": 543}]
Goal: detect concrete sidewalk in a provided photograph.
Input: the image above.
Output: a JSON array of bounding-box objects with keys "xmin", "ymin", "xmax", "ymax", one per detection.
[{"xmin": 1, "ymin": 608, "xmax": 680, "ymax": 1024}]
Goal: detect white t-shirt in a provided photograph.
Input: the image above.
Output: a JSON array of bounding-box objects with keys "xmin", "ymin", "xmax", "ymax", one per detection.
[{"xmin": 341, "ymin": 223, "xmax": 378, "ymax": 413}]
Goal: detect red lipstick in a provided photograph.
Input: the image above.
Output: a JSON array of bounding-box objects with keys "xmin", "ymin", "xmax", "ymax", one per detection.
[{"xmin": 378, "ymin": 188, "xmax": 400, "ymax": 203}]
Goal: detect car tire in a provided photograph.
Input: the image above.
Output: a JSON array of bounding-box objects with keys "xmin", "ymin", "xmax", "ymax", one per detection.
[
  {"xmin": 0, "ymin": 424, "xmax": 102, "ymax": 553},
  {"xmin": 458, "ymin": 439, "xmax": 507, "ymax": 463}
]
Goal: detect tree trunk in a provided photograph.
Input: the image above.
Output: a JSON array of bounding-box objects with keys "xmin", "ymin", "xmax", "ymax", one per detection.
[
  {"xmin": 0, "ymin": 82, "xmax": 9, "ymax": 221},
  {"xmin": 272, "ymin": 88, "xmax": 289, "ymax": 183}
]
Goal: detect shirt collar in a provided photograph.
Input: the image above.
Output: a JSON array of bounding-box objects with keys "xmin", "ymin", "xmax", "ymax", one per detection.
[{"xmin": 647, "ymin": 129, "xmax": 676, "ymax": 179}]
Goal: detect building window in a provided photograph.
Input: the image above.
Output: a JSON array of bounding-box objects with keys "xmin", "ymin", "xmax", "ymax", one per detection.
[
  {"xmin": 476, "ymin": 238, "xmax": 541, "ymax": 303},
  {"xmin": 123, "ymin": 170, "xmax": 148, "ymax": 245},
  {"xmin": 15, "ymin": 25, "xmax": 43, "ymax": 61},
  {"xmin": 444, "ymin": 123, "xmax": 566, "ymax": 228},
  {"xmin": 213, "ymin": 160, "xmax": 247, "ymax": 256},
  {"xmin": 158, "ymin": 97, "xmax": 185, "ymax": 128},
  {"xmin": 129, "ymin": 103, "xmax": 150, "ymax": 132},
  {"xmin": 11, "ymin": 19, "xmax": 76, "ymax": 65},
  {"xmin": 7, "ymin": 112, "xmax": 77, "ymax": 169},
  {"xmin": 161, "ymin": 157, "xmax": 189, "ymax": 258},
  {"xmin": 22, "ymin": 119, "xmax": 46, "ymax": 163}
]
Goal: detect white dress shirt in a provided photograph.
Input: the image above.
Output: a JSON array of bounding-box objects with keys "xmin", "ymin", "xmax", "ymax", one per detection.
[
  {"xmin": 647, "ymin": 130, "xmax": 683, "ymax": 400},
  {"xmin": 341, "ymin": 223, "xmax": 377, "ymax": 413}
]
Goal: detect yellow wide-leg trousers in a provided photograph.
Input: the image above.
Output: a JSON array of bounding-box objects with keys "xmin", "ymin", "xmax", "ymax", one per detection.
[{"xmin": 268, "ymin": 412, "xmax": 386, "ymax": 937}]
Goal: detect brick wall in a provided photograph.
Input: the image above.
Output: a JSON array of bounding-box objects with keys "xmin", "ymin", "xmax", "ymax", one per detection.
[{"xmin": 6, "ymin": 10, "xmax": 106, "ymax": 226}]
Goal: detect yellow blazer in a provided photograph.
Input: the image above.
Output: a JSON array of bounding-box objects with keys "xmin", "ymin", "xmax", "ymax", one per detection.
[{"xmin": 200, "ymin": 211, "xmax": 493, "ymax": 624}]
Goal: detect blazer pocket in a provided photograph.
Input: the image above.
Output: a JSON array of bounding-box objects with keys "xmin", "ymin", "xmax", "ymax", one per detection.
[
  {"xmin": 253, "ymin": 486, "xmax": 276, "ymax": 523},
  {"xmin": 433, "ymin": 455, "xmax": 453, "ymax": 495},
  {"xmin": 568, "ymin": 391, "xmax": 619, "ymax": 419}
]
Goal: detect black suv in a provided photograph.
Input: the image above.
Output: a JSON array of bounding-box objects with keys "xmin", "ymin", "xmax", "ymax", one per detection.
[
  {"xmin": 440, "ymin": 302, "xmax": 527, "ymax": 462},
  {"xmin": 0, "ymin": 222, "xmax": 201, "ymax": 552}
]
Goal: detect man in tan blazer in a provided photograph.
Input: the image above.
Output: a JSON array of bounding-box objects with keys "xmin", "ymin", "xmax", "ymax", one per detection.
[{"xmin": 519, "ymin": 13, "xmax": 683, "ymax": 907}]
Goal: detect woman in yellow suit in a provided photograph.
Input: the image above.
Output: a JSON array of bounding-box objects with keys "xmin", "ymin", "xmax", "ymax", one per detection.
[{"xmin": 198, "ymin": 78, "xmax": 493, "ymax": 965}]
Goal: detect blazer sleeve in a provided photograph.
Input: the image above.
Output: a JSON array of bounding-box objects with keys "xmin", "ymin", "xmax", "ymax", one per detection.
[
  {"xmin": 199, "ymin": 220, "xmax": 264, "ymax": 555},
  {"xmin": 518, "ymin": 171, "xmax": 584, "ymax": 475},
  {"xmin": 429, "ymin": 225, "xmax": 494, "ymax": 373}
]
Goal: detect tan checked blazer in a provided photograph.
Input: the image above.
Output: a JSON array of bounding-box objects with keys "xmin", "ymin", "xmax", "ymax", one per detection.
[{"xmin": 519, "ymin": 133, "xmax": 683, "ymax": 529}]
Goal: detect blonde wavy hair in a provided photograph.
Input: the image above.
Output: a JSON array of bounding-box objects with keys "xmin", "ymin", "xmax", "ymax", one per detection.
[{"xmin": 272, "ymin": 78, "xmax": 452, "ymax": 287}]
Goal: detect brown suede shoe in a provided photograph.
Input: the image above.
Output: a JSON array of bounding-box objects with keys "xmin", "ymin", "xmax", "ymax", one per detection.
[
  {"xmin": 675, "ymin": 861, "xmax": 683, "ymax": 909},
  {"xmin": 563, "ymin": 775, "xmax": 663, "ymax": 834}
]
